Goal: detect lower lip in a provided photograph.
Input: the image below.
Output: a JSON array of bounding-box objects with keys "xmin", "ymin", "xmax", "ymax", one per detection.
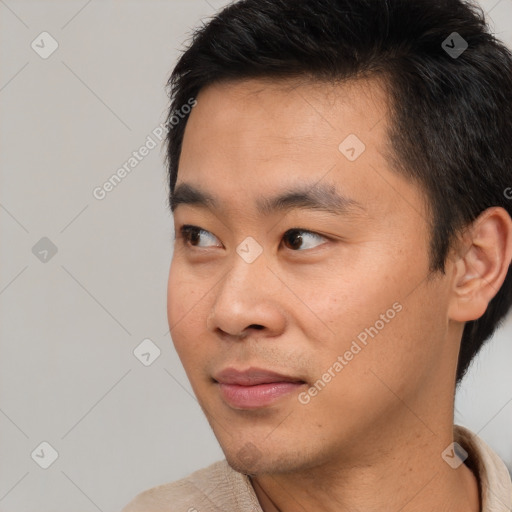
[{"xmin": 217, "ymin": 382, "xmax": 305, "ymax": 409}]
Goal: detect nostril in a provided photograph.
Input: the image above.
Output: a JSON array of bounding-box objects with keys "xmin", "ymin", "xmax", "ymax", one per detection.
[{"xmin": 248, "ymin": 324, "xmax": 264, "ymax": 330}]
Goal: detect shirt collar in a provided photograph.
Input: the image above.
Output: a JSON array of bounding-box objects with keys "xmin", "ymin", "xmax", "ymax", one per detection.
[{"xmin": 454, "ymin": 425, "xmax": 512, "ymax": 512}]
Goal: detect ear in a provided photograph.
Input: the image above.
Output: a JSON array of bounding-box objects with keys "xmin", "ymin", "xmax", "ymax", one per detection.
[{"xmin": 448, "ymin": 207, "xmax": 512, "ymax": 323}]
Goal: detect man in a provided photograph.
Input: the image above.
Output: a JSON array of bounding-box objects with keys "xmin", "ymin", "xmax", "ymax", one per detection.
[{"xmin": 123, "ymin": 0, "xmax": 512, "ymax": 510}]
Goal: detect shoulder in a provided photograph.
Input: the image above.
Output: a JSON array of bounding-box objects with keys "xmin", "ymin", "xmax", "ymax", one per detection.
[{"xmin": 121, "ymin": 459, "xmax": 260, "ymax": 512}]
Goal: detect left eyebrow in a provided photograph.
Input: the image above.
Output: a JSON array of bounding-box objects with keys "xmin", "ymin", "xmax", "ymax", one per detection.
[
  {"xmin": 257, "ymin": 182, "xmax": 366, "ymax": 217},
  {"xmin": 170, "ymin": 181, "xmax": 366, "ymax": 216}
]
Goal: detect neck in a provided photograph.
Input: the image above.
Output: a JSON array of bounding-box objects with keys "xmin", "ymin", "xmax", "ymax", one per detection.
[{"xmin": 250, "ymin": 422, "xmax": 480, "ymax": 512}]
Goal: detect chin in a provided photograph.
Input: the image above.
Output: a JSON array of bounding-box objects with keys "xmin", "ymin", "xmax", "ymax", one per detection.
[
  {"xmin": 223, "ymin": 440, "xmax": 314, "ymax": 476},
  {"xmin": 225, "ymin": 453, "xmax": 285, "ymax": 476},
  {"xmin": 219, "ymin": 439, "xmax": 263, "ymax": 475}
]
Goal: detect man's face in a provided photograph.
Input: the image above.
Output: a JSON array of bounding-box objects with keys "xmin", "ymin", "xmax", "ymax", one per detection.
[{"xmin": 167, "ymin": 78, "xmax": 458, "ymax": 475}]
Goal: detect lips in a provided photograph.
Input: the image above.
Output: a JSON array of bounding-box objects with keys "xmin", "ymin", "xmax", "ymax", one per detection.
[
  {"xmin": 214, "ymin": 367, "xmax": 304, "ymax": 386},
  {"xmin": 213, "ymin": 367, "xmax": 306, "ymax": 409}
]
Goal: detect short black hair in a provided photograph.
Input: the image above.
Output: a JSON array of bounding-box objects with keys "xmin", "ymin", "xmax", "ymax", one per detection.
[{"xmin": 165, "ymin": 0, "xmax": 512, "ymax": 384}]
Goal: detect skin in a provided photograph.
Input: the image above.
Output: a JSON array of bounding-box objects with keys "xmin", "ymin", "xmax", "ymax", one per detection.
[{"xmin": 167, "ymin": 77, "xmax": 512, "ymax": 512}]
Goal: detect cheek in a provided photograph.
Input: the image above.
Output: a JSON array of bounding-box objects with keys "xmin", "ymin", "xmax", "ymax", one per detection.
[
  {"xmin": 335, "ymin": 278, "xmax": 450, "ymax": 402},
  {"xmin": 167, "ymin": 262, "xmax": 209, "ymax": 356},
  {"xmin": 286, "ymin": 245, "xmax": 433, "ymax": 380},
  {"xmin": 167, "ymin": 263, "xmax": 185, "ymax": 331},
  {"xmin": 279, "ymin": 254, "xmax": 407, "ymax": 341}
]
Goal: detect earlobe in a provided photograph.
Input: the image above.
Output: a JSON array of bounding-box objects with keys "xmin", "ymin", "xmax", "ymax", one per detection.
[{"xmin": 448, "ymin": 207, "xmax": 512, "ymax": 323}]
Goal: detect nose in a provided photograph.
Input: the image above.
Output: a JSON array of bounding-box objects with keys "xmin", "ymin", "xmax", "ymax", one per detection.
[{"xmin": 206, "ymin": 250, "xmax": 287, "ymax": 341}]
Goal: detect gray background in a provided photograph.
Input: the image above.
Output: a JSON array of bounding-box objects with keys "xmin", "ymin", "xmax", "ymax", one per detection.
[{"xmin": 0, "ymin": 0, "xmax": 511, "ymax": 510}]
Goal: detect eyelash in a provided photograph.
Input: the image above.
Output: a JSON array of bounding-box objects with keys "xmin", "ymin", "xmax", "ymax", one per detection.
[{"xmin": 176, "ymin": 225, "xmax": 328, "ymax": 252}]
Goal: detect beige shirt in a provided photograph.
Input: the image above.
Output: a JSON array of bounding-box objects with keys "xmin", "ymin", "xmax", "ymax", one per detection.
[{"xmin": 122, "ymin": 425, "xmax": 512, "ymax": 511}]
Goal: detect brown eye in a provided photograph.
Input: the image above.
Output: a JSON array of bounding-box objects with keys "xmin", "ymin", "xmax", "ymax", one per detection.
[
  {"xmin": 283, "ymin": 229, "xmax": 304, "ymax": 250},
  {"xmin": 282, "ymin": 229, "xmax": 326, "ymax": 251},
  {"xmin": 179, "ymin": 225, "xmax": 222, "ymax": 248}
]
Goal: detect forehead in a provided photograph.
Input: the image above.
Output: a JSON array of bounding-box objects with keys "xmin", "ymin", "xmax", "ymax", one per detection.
[
  {"xmin": 183, "ymin": 76, "xmax": 389, "ymax": 146},
  {"xmin": 176, "ymin": 76, "xmax": 426, "ymax": 222}
]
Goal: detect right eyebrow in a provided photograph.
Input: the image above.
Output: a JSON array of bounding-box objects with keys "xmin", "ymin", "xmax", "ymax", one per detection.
[
  {"xmin": 170, "ymin": 181, "xmax": 366, "ymax": 217},
  {"xmin": 170, "ymin": 182, "xmax": 217, "ymax": 212}
]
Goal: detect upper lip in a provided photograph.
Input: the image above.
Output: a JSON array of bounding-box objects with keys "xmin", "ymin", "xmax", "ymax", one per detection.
[{"xmin": 213, "ymin": 367, "xmax": 305, "ymax": 386}]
